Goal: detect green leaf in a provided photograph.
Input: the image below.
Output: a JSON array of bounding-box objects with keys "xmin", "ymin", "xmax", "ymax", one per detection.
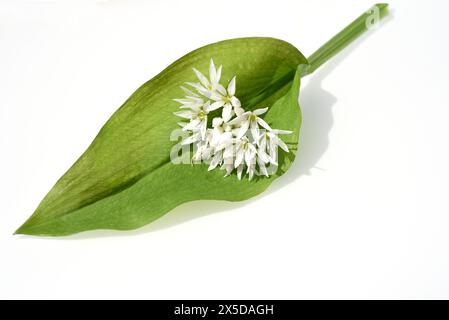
[{"xmin": 16, "ymin": 37, "xmax": 306, "ymax": 236}]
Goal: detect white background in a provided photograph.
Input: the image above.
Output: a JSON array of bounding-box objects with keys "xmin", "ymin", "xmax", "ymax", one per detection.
[{"xmin": 1, "ymin": 0, "xmax": 448, "ymax": 299}]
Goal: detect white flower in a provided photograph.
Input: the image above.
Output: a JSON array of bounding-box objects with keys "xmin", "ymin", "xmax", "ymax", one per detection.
[
  {"xmin": 174, "ymin": 101, "xmax": 221, "ymax": 139},
  {"xmin": 258, "ymin": 129, "xmax": 292, "ymax": 166},
  {"xmin": 207, "ymin": 125, "xmax": 235, "ymax": 173},
  {"xmin": 217, "ymin": 136, "xmax": 236, "ymax": 176},
  {"xmin": 229, "ymin": 107, "xmax": 272, "ymax": 141},
  {"xmin": 207, "ymin": 132, "xmax": 235, "ymax": 172},
  {"xmin": 234, "ymin": 137, "xmax": 257, "ymax": 180},
  {"xmin": 192, "ymin": 130, "xmax": 214, "ymax": 162},
  {"xmin": 210, "ymin": 76, "xmax": 243, "ymax": 122},
  {"xmin": 211, "ymin": 117, "xmax": 236, "ymax": 145},
  {"xmin": 186, "ymin": 59, "xmax": 226, "ymax": 99},
  {"xmin": 172, "ymin": 59, "xmax": 293, "ymax": 180}
]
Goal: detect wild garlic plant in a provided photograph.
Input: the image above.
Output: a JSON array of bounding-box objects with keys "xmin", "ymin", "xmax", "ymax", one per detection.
[
  {"xmin": 174, "ymin": 59, "xmax": 292, "ymax": 180},
  {"xmin": 17, "ymin": 4, "xmax": 389, "ymax": 236}
]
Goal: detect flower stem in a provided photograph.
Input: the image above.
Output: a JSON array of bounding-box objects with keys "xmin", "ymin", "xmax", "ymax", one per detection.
[{"xmin": 303, "ymin": 3, "xmax": 389, "ymax": 76}]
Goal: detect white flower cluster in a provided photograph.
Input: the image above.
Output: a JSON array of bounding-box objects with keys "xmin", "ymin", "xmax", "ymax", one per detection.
[{"xmin": 174, "ymin": 59, "xmax": 292, "ymax": 180}]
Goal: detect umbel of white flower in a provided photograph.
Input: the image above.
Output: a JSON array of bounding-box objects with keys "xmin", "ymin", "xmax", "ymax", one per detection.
[{"xmin": 174, "ymin": 59, "xmax": 292, "ymax": 180}]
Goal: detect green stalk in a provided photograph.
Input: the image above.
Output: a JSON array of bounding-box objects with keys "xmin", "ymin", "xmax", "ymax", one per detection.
[{"xmin": 303, "ymin": 3, "xmax": 389, "ymax": 76}]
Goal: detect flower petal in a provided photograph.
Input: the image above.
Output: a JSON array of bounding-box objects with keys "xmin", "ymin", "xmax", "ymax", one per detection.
[
  {"xmin": 247, "ymin": 165, "xmax": 255, "ymax": 180},
  {"xmin": 244, "ymin": 149, "xmax": 255, "ymax": 167},
  {"xmin": 253, "ymin": 107, "xmax": 269, "ymax": 116},
  {"xmin": 212, "ymin": 117, "xmax": 224, "ymax": 128},
  {"xmin": 181, "ymin": 132, "xmax": 201, "ymax": 145},
  {"xmin": 234, "ymin": 106, "xmax": 245, "ymax": 117},
  {"xmin": 216, "ymin": 65, "xmax": 222, "ymax": 84},
  {"xmin": 211, "ymin": 128, "xmax": 222, "ymax": 146},
  {"xmin": 208, "ymin": 151, "xmax": 223, "ymax": 171},
  {"xmin": 250, "ymin": 121, "xmax": 259, "ymax": 143},
  {"xmin": 223, "ymin": 144, "xmax": 235, "ymax": 159},
  {"xmin": 215, "ymin": 84, "xmax": 227, "ymax": 96},
  {"xmin": 237, "ymin": 164, "xmax": 244, "ymax": 180},
  {"xmin": 257, "ymin": 158, "xmax": 269, "ymax": 177},
  {"xmin": 235, "ymin": 147, "xmax": 244, "ymax": 167},
  {"xmin": 222, "ymin": 164, "xmax": 233, "ymax": 177},
  {"xmin": 258, "ymin": 134, "xmax": 267, "ymax": 149},
  {"xmin": 276, "ymin": 138, "xmax": 289, "ymax": 152},
  {"xmin": 199, "ymin": 87, "xmax": 213, "ymax": 98},
  {"xmin": 186, "ymin": 82, "xmax": 208, "ymax": 96},
  {"xmin": 173, "ymin": 98, "xmax": 192, "ymax": 105},
  {"xmin": 174, "ymin": 110, "xmax": 195, "ymax": 119},
  {"xmin": 216, "ymin": 132, "xmax": 233, "ymax": 151},
  {"xmin": 272, "ymin": 129, "xmax": 292, "ymax": 135},
  {"xmin": 268, "ymin": 140, "xmax": 278, "ymax": 165},
  {"xmin": 222, "ymin": 104, "xmax": 233, "ymax": 122},
  {"xmin": 200, "ymin": 119, "xmax": 207, "ymax": 140},
  {"xmin": 192, "ymin": 68, "xmax": 209, "ymax": 87},
  {"xmin": 207, "ymin": 100, "xmax": 225, "ymax": 112},
  {"xmin": 228, "ymin": 112, "xmax": 249, "ymax": 126},
  {"xmin": 258, "ymin": 148, "xmax": 270, "ymax": 164},
  {"xmin": 180, "ymin": 86, "xmax": 199, "ymax": 97},
  {"xmin": 236, "ymin": 120, "xmax": 250, "ymax": 139},
  {"xmin": 248, "ymin": 143, "xmax": 257, "ymax": 153},
  {"xmin": 209, "ymin": 59, "xmax": 217, "ymax": 83},
  {"xmin": 183, "ymin": 118, "xmax": 201, "ymax": 130},
  {"xmin": 227, "ymin": 76, "xmax": 236, "ymax": 96},
  {"xmin": 230, "ymin": 96, "xmax": 241, "ymax": 108},
  {"xmin": 256, "ymin": 117, "xmax": 272, "ymax": 131}
]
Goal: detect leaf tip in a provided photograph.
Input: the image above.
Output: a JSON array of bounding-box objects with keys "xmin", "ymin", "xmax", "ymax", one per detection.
[
  {"xmin": 14, "ymin": 214, "xmax": 42, "ymax": 236},
  {"xmin": 14, "ymin": 221, "xmax": 32, "ymax": 235}
]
